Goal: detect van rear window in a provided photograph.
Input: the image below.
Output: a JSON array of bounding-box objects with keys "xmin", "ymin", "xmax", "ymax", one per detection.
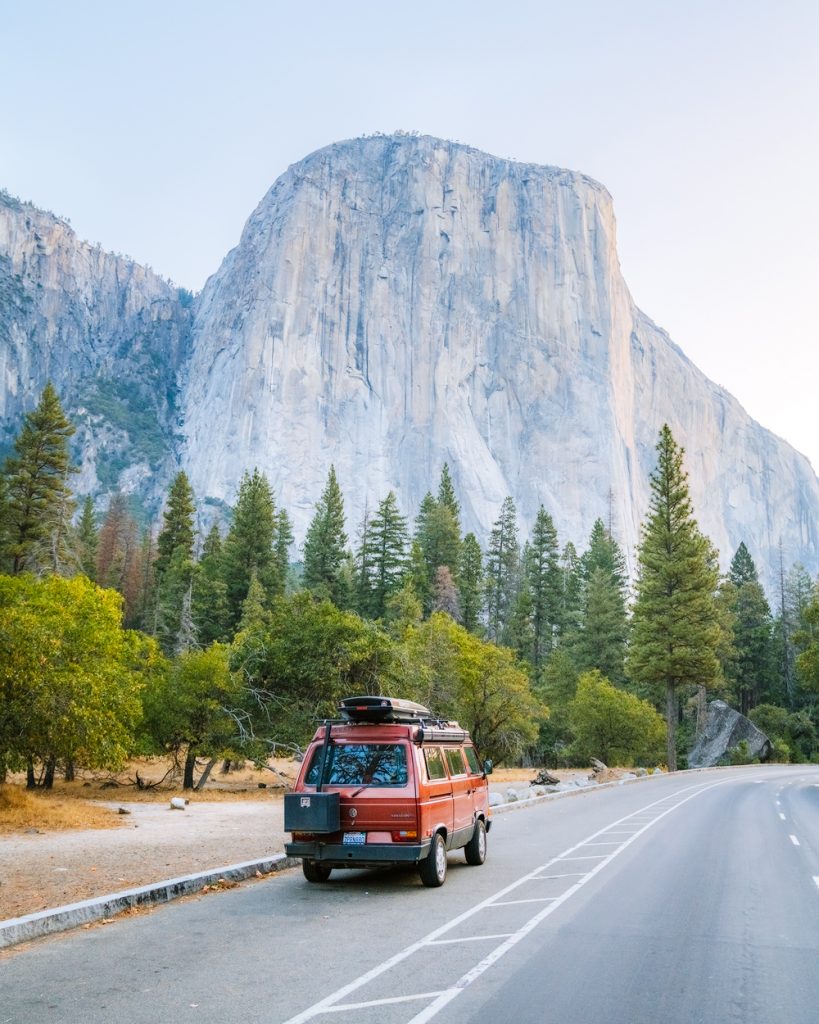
[{"xmin": 305, "ymin": 744, "xmax": 408, "ymax": 787}]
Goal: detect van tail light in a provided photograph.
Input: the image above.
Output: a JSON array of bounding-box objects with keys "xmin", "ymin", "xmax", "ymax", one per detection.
[
  {"xmin": 292, "ymin": 832, "xmax": 316, "ymax": 841},
  {"xmin": 391, "ymin": 830, "xmax": 418, "ymax": 842}
]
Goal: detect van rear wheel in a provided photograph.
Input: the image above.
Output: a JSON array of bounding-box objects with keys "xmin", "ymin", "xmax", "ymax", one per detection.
[
  {"xmin": 419, "ymin": 833, "xmax": 447, "ymax": 887},
  {"xmin": 302, "ymin": 860, "xmax": 332, "ymax": 883},
  {"xmin": 464, "ymin": 818, "xmax": 487, "ymax": 865}
]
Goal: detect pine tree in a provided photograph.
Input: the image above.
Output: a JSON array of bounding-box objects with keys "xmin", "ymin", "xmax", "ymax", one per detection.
[
  {"xmin": 572, "ymin": 519, "xmax": 629, "ymax": 682},
  {"xmin": 559, "ymin": 542, "xmax": 583, "ymax": 638},
  {"xmin": 220, "ymin": 469, "xmax": 277, "ymax": 629},
  {"xmin": 154, "ymin": 472, "xmax": 197, "ymax": 653},
  {"xmin": 437, "ymin": 463, "xmax": 460, "ymax": 518},
  {"xmin": 302, "ymin": 466, "xmax": 349, "ymax": 605},
  {"xmin": 96, "ymin": 493, "xmax": 143, "ymax": 624},
  {"xmin": 580, "ymin": 518, "xmax": 628, "ymax": 591},
  {"xmin": 413, "ymin": 479, "xmax": 462, "ymax": 613},
  {"xmin": 526, "ymin": 506, "xmax": 562, "ymax": 670},
  {"xmin": 725, "ymin": 544, "xmax": 776, "ymax": 713},
  {"xmin": 192, "ymin": 524, "xmax": 230, "ymax": 645},
  {"xmin": 75, "ymin": 496, "xmax": 99, "ymax": 581},
  {"xmin": 573, "ymin": 567, "xmax": 629, "ymax": 683},
  {"xmin": 729, "ymin": 541, "xmax": 759, "ymax": 588},
  {"xmin": 1, "ymin": 382, "xmax": 77, "ymax": 575},
  {"xmin": 237, "ymin": 570, "xmax": 270, "ymax": 632},
  {"xmin": 484, "ymin": 497, "xmax": 520, "ymax": 644},
  {"xmin": 627, "ymin": 425, "xmax": 722, "ymax": 770},
  {"xmin": 273, "ymin": 508, "xmax": 295, "ymax": 597},
  {"xmin": 133, "ymin": 528, "xmax": 158, "ymax": 632},
  {"xmin": 458, "ymin": 532, "xmax": 484, "ymax": 634},
  {"xmin": 155, "ymin": 471, "xmax": 196, "ymax": 579},
  {"xmin": 358, "ymin": 491, "xmax": 408, "ymax": 619}
]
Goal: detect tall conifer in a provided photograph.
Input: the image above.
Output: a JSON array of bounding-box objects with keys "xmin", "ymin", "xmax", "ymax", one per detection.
[
  {"xmin": 358, "ymin": 491, "xmax": 408, "ymax": 619},
  {"xmin": 526, "ymin": 506, "xmax": 562, "ymax": 670},
  {"xmin": 220, "ymin": 468, "xmax": 277, "ymax": 629},
  {"xmin": 726, "ymin": 543, "xmax": 775, "ymax": 713},
  {"xmin": 155, "ymin": 471, "xmax": 196, "ymax": 579},
  {"xmin": 1, "ymin": 382, "xmax": 77, "ymax": 574},
  {"xmin": 484, "ymin": 497, "xmax": 519, "ymax": 644},
  {"xmin": 627, "ymin": 425, "xmax": 722, "ymax": 770},
  {"xmin": 302, "ymin": 466, "xmax": 348, "ymax": 605},
  {"xmin": 458, "ymin": 532, "xmax": 484, "ymax": 635},
  {"xmin": 75, "ymin": 496, "xmax": 99, "ymax": 581}
]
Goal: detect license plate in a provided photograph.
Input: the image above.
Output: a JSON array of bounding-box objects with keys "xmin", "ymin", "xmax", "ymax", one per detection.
[{"xmin": 343, "ymin": 831, "xmax": 366, "ymax": 845}]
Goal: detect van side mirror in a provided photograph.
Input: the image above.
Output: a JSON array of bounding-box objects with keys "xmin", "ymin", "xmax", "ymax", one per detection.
[{"xmin": 483, "ymin": 759, "xmax": 493, "ymax": 775}]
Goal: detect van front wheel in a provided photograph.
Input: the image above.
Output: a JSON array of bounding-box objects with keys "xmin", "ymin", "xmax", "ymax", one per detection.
[
  {"xmin": 464, "ymin": 818, "xmax": 487, "ymax": 865},
  {"xmin": 302, "ymin": 860, "xmax": 332, "ymax": 883},
  {"xmin": 419, "ymin": 833, "xmax": 447, "ymax": 887}
]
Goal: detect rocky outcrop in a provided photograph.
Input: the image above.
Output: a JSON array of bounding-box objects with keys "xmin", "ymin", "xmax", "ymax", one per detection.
[
  {"xmin": 0, "ymin": 191, "xmax": 192, "ymax": 508},
  {"xmin": 688, "ymin": 701, "xmax": 772, "ymax": 768},
  {"xmin": 181, "ymin": 135, "xmax": 819, "ymax": 582}
]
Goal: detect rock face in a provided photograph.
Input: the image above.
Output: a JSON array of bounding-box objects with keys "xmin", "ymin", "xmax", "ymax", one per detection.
[
  {"xmin": 688, "ymin": 701, "xmax": 772, "ymax": 768},
  {"xmin": 2, "ymin": 136, "xmax": 819, "ymax": 582},
  {"xmin": 181, "ymin": 136, "xmax": 819, "ymax": 581},
  {"xmin": 0, "ymin": 191, "xmax": 192, "ymax": 506}
]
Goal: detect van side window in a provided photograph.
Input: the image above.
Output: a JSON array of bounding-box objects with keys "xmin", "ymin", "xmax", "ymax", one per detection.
[
  {"xmin": 444, "ymin": 748, "xmax": 466, "ymax": 777},
  {"xmin": 424, "ymin": 747, "xmax": 447, "ymax": 781},
  {"xmin": 463, "ymin": 747, "xmax": 482, "ymax": 775}
]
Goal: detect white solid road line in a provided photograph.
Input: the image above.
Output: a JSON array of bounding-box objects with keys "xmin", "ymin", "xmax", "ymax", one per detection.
[{"xmin": 789, "ymin": 834, "xmax": 800, "ymax": 846}]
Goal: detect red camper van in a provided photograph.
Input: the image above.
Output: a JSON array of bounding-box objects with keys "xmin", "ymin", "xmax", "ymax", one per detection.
[{"xmin": 284, "ymin": 696, "xmax": 493, "ymax": 887}]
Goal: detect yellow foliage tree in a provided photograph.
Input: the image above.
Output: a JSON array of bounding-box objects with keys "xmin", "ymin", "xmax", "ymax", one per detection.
[
  {"xmin": 0, "ymin": 574, "xmax": 146, "ymax": 786},
  {"xmin": 395, "ymin": 612, "xmax": 546, "ymax": 763}
]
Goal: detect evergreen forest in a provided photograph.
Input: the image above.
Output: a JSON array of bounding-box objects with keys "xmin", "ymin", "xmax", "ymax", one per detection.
[{"xmin": 1, "ymin": 384, "xmax": 818, "ymax": 790}]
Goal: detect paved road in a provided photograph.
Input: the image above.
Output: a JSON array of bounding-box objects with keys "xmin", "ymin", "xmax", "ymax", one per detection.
[{"xmin": 3, "ymin": 766, "xmax": 818, "ymax": 1024}]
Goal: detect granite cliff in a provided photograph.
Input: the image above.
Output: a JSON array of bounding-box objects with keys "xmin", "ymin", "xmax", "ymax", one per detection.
[
  {"xmin": 0, "ymin": 190, "xmax": 192, "ymax": 507},
  {"xmin": 1, "ymin": 136, "xmax": 818, "ymax": 582},
  {"xmin": 180, "ymin": 135, "xmax": 819, "ymax": 581}
]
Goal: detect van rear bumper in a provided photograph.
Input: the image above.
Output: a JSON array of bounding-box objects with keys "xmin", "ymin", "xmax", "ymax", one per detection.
[{"xmin": 285, "ymin": 838, "xmax": 433, "ymax": 866}]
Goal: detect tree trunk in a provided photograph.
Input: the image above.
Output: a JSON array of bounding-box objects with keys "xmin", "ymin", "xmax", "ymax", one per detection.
[
  {"xmin": 194, "ymin": 758, "xmax": 218, "ymax": 792},
  {"xmin": 64, "ymin": 760, "xmax": 75, "ymax": 782},
  {"xmin": 695, "ymin": 685, "xmax": 707, "ymax": 736},
  {"xmin": 183, "ymin": 749, "xmax": 197, "ymax": 790},
  {"xmin": 43, "ymin": 756, "xmax": 56, "ymax": 790},
  {"xmin": 666, "ymin": 683, "xmax": 678, "ymax": 772},
  {"xmin": 26, "ymin": 758, "xmax": 36, "ymax": 789}
]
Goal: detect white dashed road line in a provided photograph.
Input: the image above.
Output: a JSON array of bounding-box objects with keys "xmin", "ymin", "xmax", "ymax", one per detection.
[
  {"xmin": 779, "ymin": 812, "xmax": 786, "ymax": 820},
  {"xmin": 789, "ymin": 834, "xmax": 800, "ymax": 846},
  {"xmin": 814, "ymin": 877, "xmax": 819, "ymax": 892},
  {"xmin": 281, "ymin": 776, "xmax": 746, "ymax": 1024}
]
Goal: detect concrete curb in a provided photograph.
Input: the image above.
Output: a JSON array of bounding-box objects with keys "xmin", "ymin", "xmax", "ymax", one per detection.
[{"xmin": 0, "ymin": 853, "xmax": 300, "ymax": 950}]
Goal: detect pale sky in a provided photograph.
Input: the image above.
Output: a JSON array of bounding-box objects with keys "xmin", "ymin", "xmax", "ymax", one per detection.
[{"xmin": 3, "ymin": 1, "xmax": 817, "ymax": 472}]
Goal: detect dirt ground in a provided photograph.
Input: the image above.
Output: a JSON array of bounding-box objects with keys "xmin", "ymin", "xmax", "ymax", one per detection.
[{"xmin": 0, "ymin": 763, "xmax": 589, "ymax": 922}]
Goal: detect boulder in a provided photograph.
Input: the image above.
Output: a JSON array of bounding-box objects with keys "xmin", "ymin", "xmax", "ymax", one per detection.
[{"xmin": 687, "ymin": 700, "xmax": 772, "ymax": 768}]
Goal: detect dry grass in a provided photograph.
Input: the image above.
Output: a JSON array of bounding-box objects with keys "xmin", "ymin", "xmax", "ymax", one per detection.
[
  {"xmin": 0, "ymin": 755, "xmax": 299, "ymax": 820},
  {"xmin": 0, "ymin": 785, "xmax": 122, "ymax": 834}
]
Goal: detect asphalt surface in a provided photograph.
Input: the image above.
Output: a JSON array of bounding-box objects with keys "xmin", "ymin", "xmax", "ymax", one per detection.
[{"xmin": 2, "ymin": 765, "xmax": 817, "ymax": 1024}]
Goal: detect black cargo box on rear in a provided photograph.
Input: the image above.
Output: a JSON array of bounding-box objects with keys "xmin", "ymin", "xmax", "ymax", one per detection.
[{"xmin": 284, "ymin": 791, "xmax": 340, "ymax": 833}]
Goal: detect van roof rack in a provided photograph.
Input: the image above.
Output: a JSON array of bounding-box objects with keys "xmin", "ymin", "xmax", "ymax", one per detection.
[{"xmin": 338, "ymin": 695, "xmax": 432, "ymax": 724}]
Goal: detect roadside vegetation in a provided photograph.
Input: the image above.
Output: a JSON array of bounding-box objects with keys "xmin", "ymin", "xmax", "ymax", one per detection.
[{"xmin": 1, "ymin": 384, "xmax": 817, "ymax": 798}]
